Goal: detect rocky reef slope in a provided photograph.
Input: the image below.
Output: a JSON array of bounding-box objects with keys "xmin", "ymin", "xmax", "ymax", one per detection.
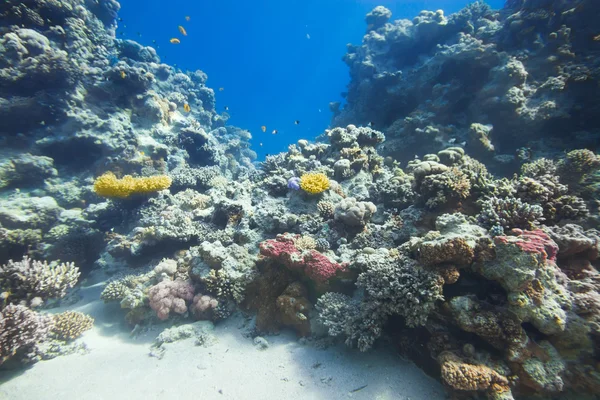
[
  {"xmin": 1, "ymin": 1, "xmax": 600, "ymax": 400},
  {"xmin": 332, "ymin": 0, "xmax": 600, "ymax": 173}
]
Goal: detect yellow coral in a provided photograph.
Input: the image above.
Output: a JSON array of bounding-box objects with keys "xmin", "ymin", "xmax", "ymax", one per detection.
[
  {"xmin": 300, "ymin": 172, "xmax": 330, "ymax": 194},
  {"xmin": 93, "ymin": 172, "xmax": 172, "ymax": 198},
  {"xmin": 52, "ymin": 311, "xmax": 94, "ymax": 340}
]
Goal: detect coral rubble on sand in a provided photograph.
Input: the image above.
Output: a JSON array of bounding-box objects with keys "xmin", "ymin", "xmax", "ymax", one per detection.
[{"xmin": 1, "ymin": 0, "xmax": 600, "ymax": 399}]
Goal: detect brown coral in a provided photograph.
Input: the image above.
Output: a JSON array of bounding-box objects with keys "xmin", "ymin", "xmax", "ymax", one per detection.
[
  {"xmin": 276, "ymin": 282, "xmax": 312, "ymax": 337},
  {"xmin": 419, "ymin": 237, "xmax": 475, "ymax": 266},
  {"xmin": 439, "ymin": 351, "xmax": 510, "ymax": 394},
  {"xmin": 52, "ymin": 311, "xmax": 94, "ymax": 340},
  {"xmin": 317, "ymin": 200, "xmax": 335, "ymax": 219}
]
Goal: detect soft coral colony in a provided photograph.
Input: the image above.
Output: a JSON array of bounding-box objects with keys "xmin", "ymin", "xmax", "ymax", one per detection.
[{"xmin": 0, "ymin": 0, "xmax": 600, "ymax": 399}]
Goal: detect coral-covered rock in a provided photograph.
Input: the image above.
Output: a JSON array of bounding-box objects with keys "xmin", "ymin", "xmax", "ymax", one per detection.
[
  {"xmin": 275, "ymin": 282, "xmax": 311, "ymax": 337},
  {"xmin": 413, "ymin": 213, "xmax": 489, "ymax": 266},
  {"xmin": 495, "ymin": 229, "xmax": 558, "ymax": 263},
  {"xmin": 259, "ymin": 234, "xmax": 348, "ymax": 283},
  {"xmin": 476, "ymin": 229, "xmax": 571, "ymax": 335}
]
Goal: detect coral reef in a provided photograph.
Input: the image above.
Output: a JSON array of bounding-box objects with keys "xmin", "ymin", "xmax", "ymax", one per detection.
[
  {"xmin": 0, "ymin": 0, "xmax": 599, "ymax": 399},
  {"xmin": 333, "ymin": 2, "xmax": 600, "ymax": 168}
]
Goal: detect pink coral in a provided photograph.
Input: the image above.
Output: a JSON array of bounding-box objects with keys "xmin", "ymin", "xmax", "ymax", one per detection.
[
  {"xmin": 148, "ymin": 280, "xmax": 195, "ymax": 320},
  {"xmin": 191, "ymin": 293, "xmax": 219, "ymax": 319},
  {"xmin": 495, "ymin": 229, "xmax": 558, "ymax": 263},
  {"xmin": 259, "ymin": 234, "xmax": 347, "ymax": 283}
]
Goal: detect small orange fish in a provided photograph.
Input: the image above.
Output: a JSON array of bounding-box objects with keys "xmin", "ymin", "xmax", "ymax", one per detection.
[
  {"xmin": 178, "ymin": 26, "xmax": 187, "ymax": 36},
  {"xmin": 219, "ymin": 87, "xmax": 224, "ymax": 92},
  {"xmin": 184, "ymin": 104, "xmax": 191, "ymax": 112},
  {"xmin": 170, "ymin": 38, "xmax": 181, "ymax": 44},
  {"xmin": 120, "ymin": 71, "xmax": 126, "ymax": 79},
  {"xmin": 261, "ymin": 125, "xmax": 266, "ymax": 132},
  {"xmin": 185, "ymin": 16, "xmax": 190, "ymax": 21}
]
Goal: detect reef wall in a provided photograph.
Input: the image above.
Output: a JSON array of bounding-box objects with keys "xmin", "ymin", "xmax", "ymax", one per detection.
[{"xmin": 331, "ymin": 1, "xmax": 600, "ymax": 173}]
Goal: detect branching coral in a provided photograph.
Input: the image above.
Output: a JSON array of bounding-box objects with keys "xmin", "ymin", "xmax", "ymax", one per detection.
[
  {"xmin": 0, "ymin": 304, "xmax": 53, "ymax": 365},
  {"xmin": 557, "ymin": 149, "xmax": 600, "ymax": 190},
  {"xmin": 478, "ymin": 196, "xmax": 544, "ymax": 230},
  {"xmin": 356, "ymin": 254, "xmax": 444, "ymax": 327},
  {"xmin": 0, "ymin": 256, "xmax": 80, "ymax": 305},
  {"xmin": 93, "ymin": 172, "xmax": 172, "ymax": 198},
  {"xmin": 52, "ymin": 311, "xmax": 94, "ymax": 340}
]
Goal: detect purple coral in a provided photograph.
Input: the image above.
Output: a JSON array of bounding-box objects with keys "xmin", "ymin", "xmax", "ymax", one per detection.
[
  {"xmin": 148, "ymin": 280, "xmax": 195, "ymax": 320},
  {"xmin": 191, "ymin": 293, "xmax": 219, "ymax": 320},
  {"xmin": 0, "ymin": 305, "xmax": 53, "ymax": 365},
  {"xmin": 287, "ymin": 177, "xmax": 301, "ymax": 190}
]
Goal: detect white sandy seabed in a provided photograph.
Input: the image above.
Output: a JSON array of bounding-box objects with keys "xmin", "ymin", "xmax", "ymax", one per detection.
[{"xmin": 0, "ymin": 275, "xmax": 447, "ymax": 400}]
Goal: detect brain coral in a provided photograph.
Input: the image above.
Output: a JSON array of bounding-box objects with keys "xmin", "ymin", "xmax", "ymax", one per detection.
[
  {"xmin": 299, "ymin": 172, "xmax": 330, "ymax": 194},
  {"xmin": 93, "ymin": 172, "xmax": 172, "ymax": 198}
]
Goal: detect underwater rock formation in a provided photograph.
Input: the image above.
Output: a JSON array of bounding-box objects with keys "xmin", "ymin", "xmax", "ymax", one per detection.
[
  {"xmin": 0, "ymin": 1, "xmax": 599, "ymax": 399},
  {"xmin": 333, "ymin": 1, "xmax": 600, "ymax": 171}
]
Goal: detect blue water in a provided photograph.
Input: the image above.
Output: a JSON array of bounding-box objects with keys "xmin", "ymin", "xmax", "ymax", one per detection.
[{"xmin": 119, "ymin": 0, "xmax": 504, "ymax": 159}]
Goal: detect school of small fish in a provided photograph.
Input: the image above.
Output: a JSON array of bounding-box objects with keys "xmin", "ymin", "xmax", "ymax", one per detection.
[{"xmin": 119, "ymin": 14, "xmax": 315, "ymax": 151}]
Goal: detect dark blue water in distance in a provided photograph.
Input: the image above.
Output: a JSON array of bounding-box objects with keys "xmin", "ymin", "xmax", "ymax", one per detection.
[{"xmin": 118, "ymin": 0, "xmax": 504, "ymax": 159}]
